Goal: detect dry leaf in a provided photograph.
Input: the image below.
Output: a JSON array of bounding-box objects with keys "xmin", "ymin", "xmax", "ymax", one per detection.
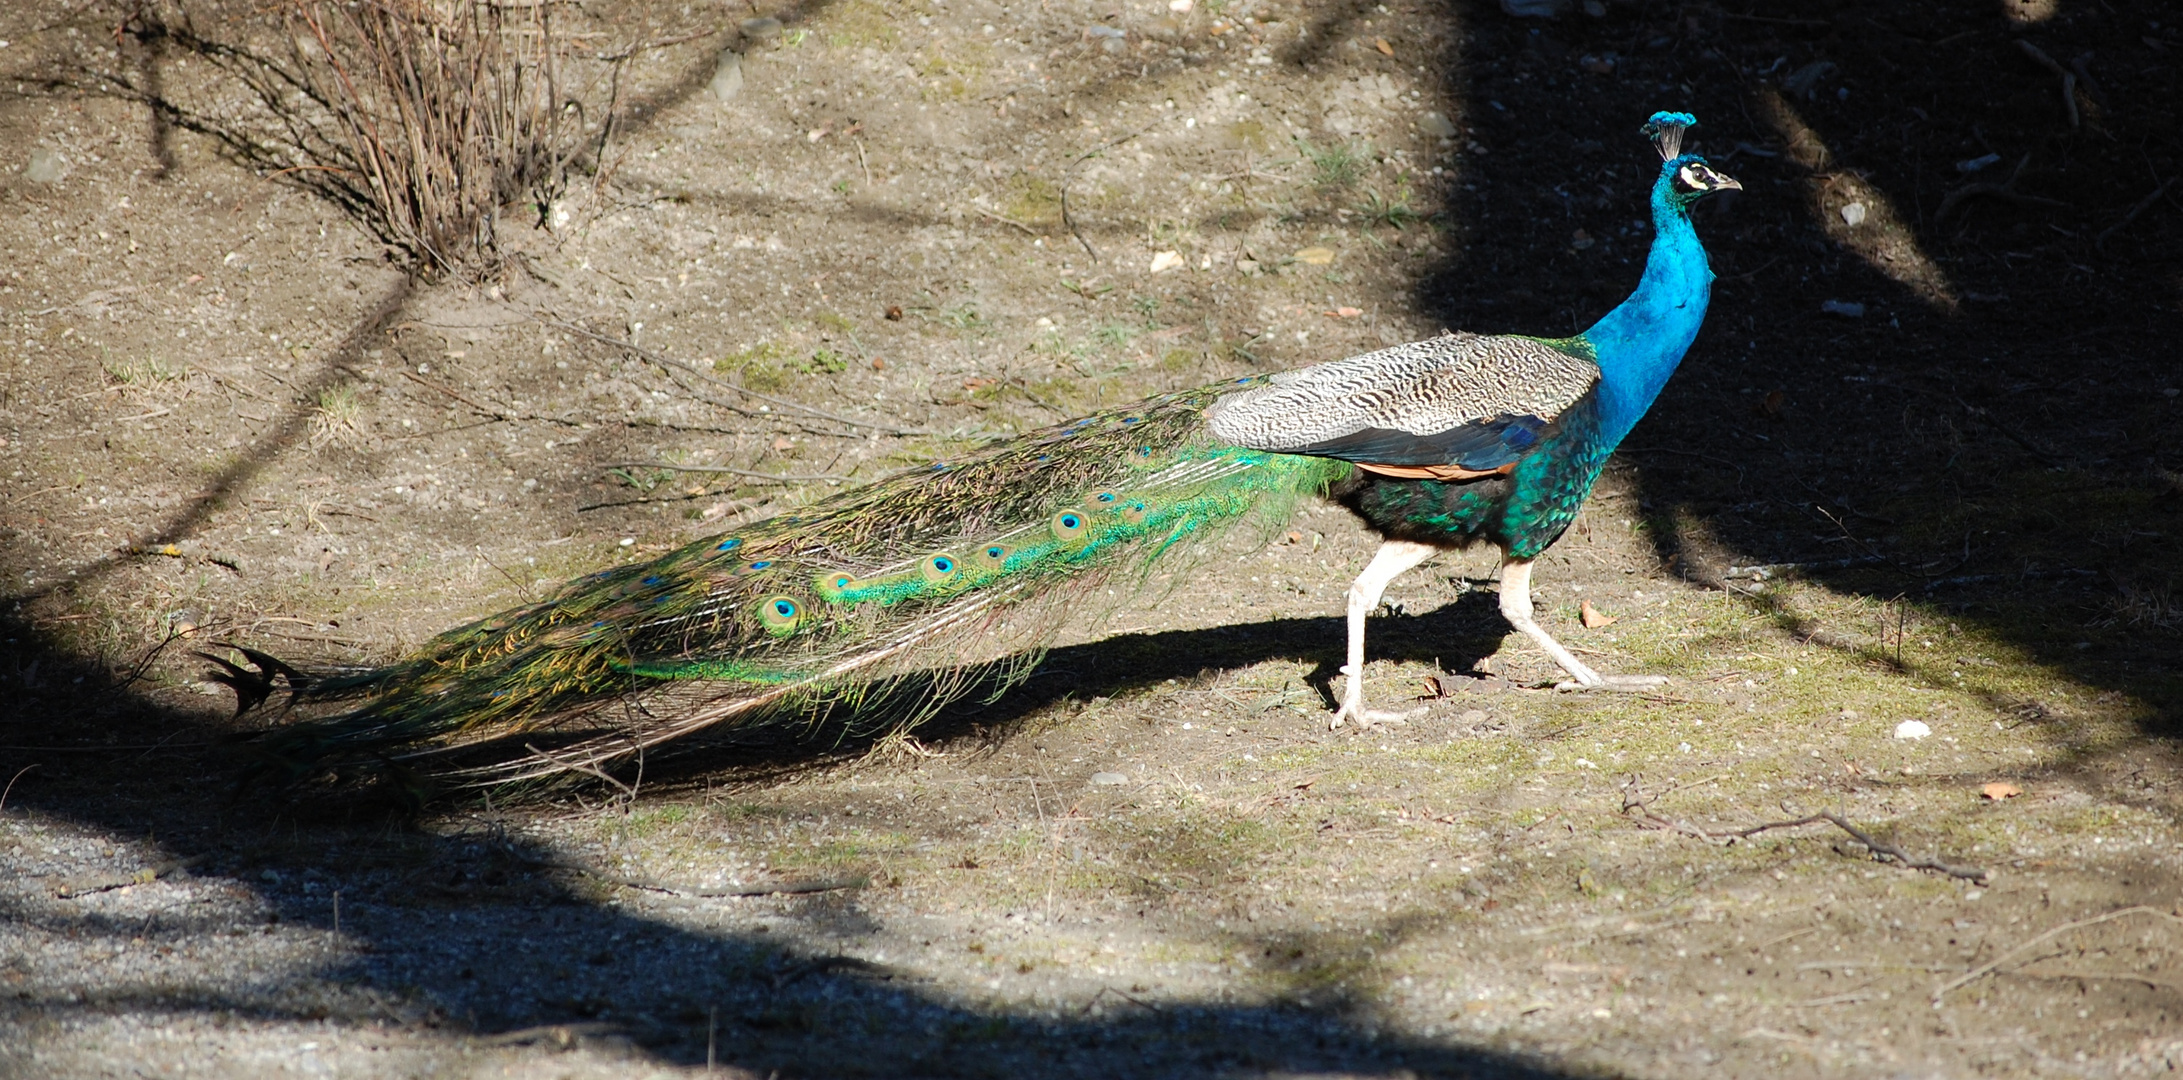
[
  {"xmin": 1580, "ymin": 599, "xmax": 1617, "ymax": 628},
  {"xmin": 1980, "ymin": 782, "xmax": 2023, "ymax": 801},
  {"xmin": 1294, "ymin": 246, "xmax": 1336, "ymax": 265},
  {"xmin": 1149, "ymin": 250, "xmax": 1185, "ymax": 274},
  {"xmin": 771, "ymin": 436, "xmax": 795, "ymax": 450},
  {"xmin": 1374, "ymin": 37, "xmax": 1395, "ymax": 56}
]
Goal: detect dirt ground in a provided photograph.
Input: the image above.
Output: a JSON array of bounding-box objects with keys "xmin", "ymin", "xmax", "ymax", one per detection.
[{"xmin": 4, "ymin": 0, "xmax": 2182, "ymax": 1076}]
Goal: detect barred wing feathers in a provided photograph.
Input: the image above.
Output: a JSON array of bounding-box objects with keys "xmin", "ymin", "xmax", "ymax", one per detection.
[{"xmin": 1204, "ymin": 333, "xmax": 1598, "ymax": 471}]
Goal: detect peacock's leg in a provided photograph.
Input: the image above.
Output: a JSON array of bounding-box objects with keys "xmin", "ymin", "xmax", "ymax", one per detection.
[
  {"xmin": 1333, "ymin": 538, "xmax": 1442, "ymax": 730},
  {"xmin": 1497, "ymin": 556, "xmax": 1667, "ymax": 692}
]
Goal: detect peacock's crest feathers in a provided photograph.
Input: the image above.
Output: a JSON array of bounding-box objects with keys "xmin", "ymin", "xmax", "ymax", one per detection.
[{"xmin": 1641, "ymin": 111, "xmax": 1697, "ymax": 159}]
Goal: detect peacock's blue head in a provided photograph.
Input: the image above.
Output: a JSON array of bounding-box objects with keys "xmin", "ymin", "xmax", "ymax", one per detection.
[
  {"xmin": 1641, "ymin": 112, "xmax": 1740, "ymax": 208},
  {"xmin": 1661, "ymin": 154, "xmax": 1741, "ymax": 205}
]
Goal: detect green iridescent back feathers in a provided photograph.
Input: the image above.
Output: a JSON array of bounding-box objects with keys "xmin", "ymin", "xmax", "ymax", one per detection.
[{"xmin": 268, "ymin": 380, "xmax": 1350, "ymax": 788}]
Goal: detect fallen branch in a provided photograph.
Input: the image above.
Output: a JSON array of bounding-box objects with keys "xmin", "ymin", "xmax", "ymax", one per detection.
[
  {"xmin": 1931, "ymin": 905, "xmax": 2183, "ymax": 1002},
  {"xmin": 1621, "ymin": 779, "xmax": 1987, "ymax": 882}
]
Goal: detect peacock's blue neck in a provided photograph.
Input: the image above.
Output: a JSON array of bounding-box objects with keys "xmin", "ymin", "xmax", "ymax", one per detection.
[{"xmin": 1578, "ymin": 169, "xmax": 1713, "ymax": 447}]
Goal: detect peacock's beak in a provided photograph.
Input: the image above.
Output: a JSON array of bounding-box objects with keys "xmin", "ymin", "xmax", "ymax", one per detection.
[{"xmin": 1714, "ymin": 173, "xmax": 1743, "ymax": 191}]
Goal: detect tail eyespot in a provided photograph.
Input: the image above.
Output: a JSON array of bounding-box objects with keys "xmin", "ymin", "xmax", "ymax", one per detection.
[
  {"xmin": 714, "ymin": 537, "xmax": 743, "ymax": 552},
  {"xmin": 922, "ymin": 553, "xmax": 961, "ymax": 583},
  {"xmin": 821, "ymin": 572, "xmax": 859, "ymax": 597},
  {"xmin": 758, "ymin": 595, "xmax": 803, "ymax": 635},
  {"xmin": 738, "ymin": 559, "xmax": 775, "ymax": 576},
  {"xmin": 973, "ymin": 544, "xmax": 1011, "ymax": 570},
  {"xmin": 1119, "ymin": 499, "xmax": 1149, "ymax": 525},
  {"xmin": 1051, "ymin": 508, "xmax": 1089, "ymax": 541},
  {"xmin": 1089, "ymin": 490, "xmax": 1119, "ymax": 506}
]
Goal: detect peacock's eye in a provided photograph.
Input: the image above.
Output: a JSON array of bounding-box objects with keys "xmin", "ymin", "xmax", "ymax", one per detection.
[{"xmin": 758, "ymin": 594, "xmax": 804, "ymax": 634}]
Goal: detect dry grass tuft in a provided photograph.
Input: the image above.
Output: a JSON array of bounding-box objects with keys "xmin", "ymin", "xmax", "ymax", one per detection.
[{"xmin": 82, "ymin": 0, "xmax": 634, "ymax": 280}]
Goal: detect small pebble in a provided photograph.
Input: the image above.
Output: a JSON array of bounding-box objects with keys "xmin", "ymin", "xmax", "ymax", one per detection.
[
  {"xmin": 1090, "ymin": 772, "xmax": 1128, "ymax": 785},
  {"xmin": 1894, "ymin": 719, "xmax": 1932, "ymax": 740},
  {"xmin": 1418, "ymin": 111, "xmax": 1458, "ymax": 139},
  {"xmin": 26, "ymin": 149, "xmax": 65, "ymax": 184},
  {"xmin": 739, "ymin": 17, "xmax": 782, "ymax": 39},
  {"xmin": 1839, "ymin": 201, "xmax": 1867, "ymax": 227},
  {"xmin": 1458, "ymin": 709, "xmax": 1488, "ymax": 725},
  {"xmin": 709, "ymin": 51, "xmax": 744, "ymax": 102}
]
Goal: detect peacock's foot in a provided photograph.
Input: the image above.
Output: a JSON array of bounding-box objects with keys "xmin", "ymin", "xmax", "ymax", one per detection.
[
  {"xmin": 1330, "ymin": 702, "xmax": 1419, "ymax": 731},
  {"xmin": 1553, "ymin": 674, "xmax": 1669, "ymax": 693}
]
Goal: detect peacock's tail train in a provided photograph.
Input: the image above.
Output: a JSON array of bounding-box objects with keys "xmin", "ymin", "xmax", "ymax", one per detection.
[{"xmin": 256, "ymin": 380, "xmax": 1348, "ymax": 790}]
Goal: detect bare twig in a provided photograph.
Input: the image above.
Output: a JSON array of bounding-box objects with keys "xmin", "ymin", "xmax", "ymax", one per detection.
[
  {"xmin": 523, "ymin": 742, "xmax": 637, "ymax": 804},
  {"xmin": 1932, "ymin": 906, "xmax": 2183, "ymax": 1002},
  {"xmin": 2095, "ymin": 179, "xmax": 2173, "ymax": 253},
  {"xmin": 2015, "ymin": 40, "xmax": 2079, "ymax": 129},
  {"xmin": 539, "ymin": 317, "xmax": 931, "ymax": 435},
  {"xmin": 115, "ymin": 626, "xmax": 186, "ymax": 691},
  {"xmin": 972, "ymin": 205, "xmax": 1039, "ymax": 235},
  {"xmin": 0, "ymin": 765, "xmax": 37, "ymax": 813},
  {"xmin": 1935, "ymin": 154, "xmax": 2067, "ymax": 224},
  {"xmin": 509, "ymin": 849, "xmax": 866, "ymax": 898},
  {"xmin": 49, "ymin": 855, "xmax": 209, "ymax": 898},
  {"xmin": 1060, "ymin": 120, "xmax": 1164, "ymax": 261},
  {"xmin": 1621, "ymin": 779, "xmax": 1987, "ymax": 882},
  {"xmin": 600, "ymin": 461, "xmax": 848, "ymax": 483}
]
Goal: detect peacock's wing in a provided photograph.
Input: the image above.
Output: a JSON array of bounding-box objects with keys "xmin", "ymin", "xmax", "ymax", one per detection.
[{"xmin": 1204, "ymin": 333, "xmax": 1598, "ymax": 470}]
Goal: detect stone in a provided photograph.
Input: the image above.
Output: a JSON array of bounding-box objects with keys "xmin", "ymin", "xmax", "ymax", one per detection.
[
  {"xmin": 709, "ymin": 50, "xmax": 744, "ymax": 102},
  {"xmin": 1893, "ymin": 719, "xmax": 1931, "ymax": 740},
  {"xmin": 1839, "ymin": 201, "xmax": 1867, "ymax": 227},
  {"xmin": 1090, "ymin": 772, "xmax": 1128, "ymax": 785},
  {"xmin": 739, "ymin": 16, "xmax": 781, "ymax": 40},
  {"xmin": 25, "ymin": 149, "xmax": 65, "ymax": 184},
  {"xmin": 1418, "ymin": 111, "xmax": 1457, "ymax": 139}
]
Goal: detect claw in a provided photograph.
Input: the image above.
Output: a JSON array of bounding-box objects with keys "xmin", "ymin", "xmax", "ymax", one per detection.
[{"xmin": 1331, "ymin": 700, "xmax": 1424, "ymax": 731}]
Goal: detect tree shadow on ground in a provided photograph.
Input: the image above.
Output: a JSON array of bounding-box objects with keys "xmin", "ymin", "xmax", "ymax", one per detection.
[
  {"xmin": 2, "ymin": 603, "xmax": 1576, "ymax": 1079},
  {"xmin": 1411, "ymin": 0, "xmax": 2181, "ymax": 739}
]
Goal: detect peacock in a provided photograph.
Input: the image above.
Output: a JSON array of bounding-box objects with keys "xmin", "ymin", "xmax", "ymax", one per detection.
[{"xmin": 236, "ymin": 111, "xmax": 1737, "ymax": 791}]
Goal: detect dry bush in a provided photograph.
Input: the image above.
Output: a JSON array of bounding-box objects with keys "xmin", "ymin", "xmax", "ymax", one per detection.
[{"xmin": 84, "ymin": 0, "xmax": 649, "ymax": 280}]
